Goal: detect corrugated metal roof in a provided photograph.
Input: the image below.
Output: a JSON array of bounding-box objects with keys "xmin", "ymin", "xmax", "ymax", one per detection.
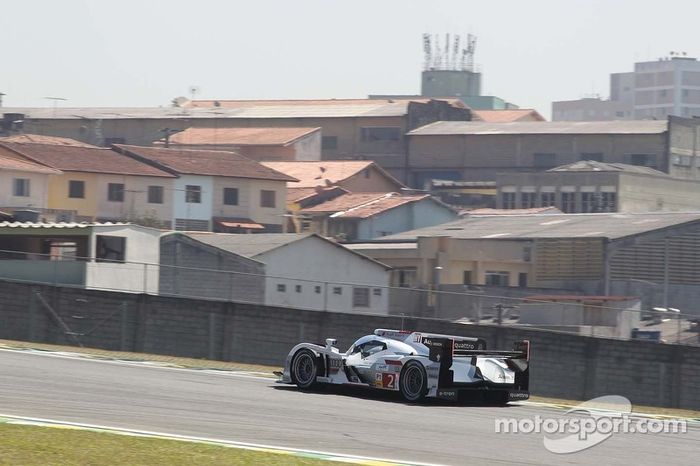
[
  {"xmin": 0, "ymin": 134, "xmax": 98, "ymax": 147},
  {"xmin": 167, "ymin": 127, "xmax": 320, "ymax": 146},
  {"xmin": 547, "ymin": 160, "xmax": 669, "ymax": 176},
  {"xmin": 0, "ymin": 221, "xmax": 128, "ymax": 229},
  {"xmin": 471, "ymin": 109, "xmax": 546, "ymax": 122},
  {"xmin": 374, "ymin": 212, "xmax": 700, "ymax": 241},
  {"xmin": 408, "ymin": 120, "xmax": 668, "ymax": 136}
]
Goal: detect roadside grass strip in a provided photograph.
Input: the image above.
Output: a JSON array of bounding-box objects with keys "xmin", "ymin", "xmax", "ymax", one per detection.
[{"xmin": 0, "ymin": 415, "xmax": 441, "ymax": 466}]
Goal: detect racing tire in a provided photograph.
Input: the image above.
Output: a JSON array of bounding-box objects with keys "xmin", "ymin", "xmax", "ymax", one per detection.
[
  {"xmin": 291, "ymin": 349, "xmax": 318, "ymax": 389},
  {"xmin": 399, "ymin": 360, "xmax": 427, "ymax": 402}
]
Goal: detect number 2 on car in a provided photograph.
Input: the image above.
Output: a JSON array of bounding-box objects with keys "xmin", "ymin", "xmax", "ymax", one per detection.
[{"xmin": 382, "ymin": 373, "xmax": 397, "ymax": 389}]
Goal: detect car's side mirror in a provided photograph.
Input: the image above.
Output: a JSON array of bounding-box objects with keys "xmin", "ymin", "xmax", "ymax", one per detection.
[{"xmin": 325, "ymin": 338, "xmax": 337, "ymax": 348}]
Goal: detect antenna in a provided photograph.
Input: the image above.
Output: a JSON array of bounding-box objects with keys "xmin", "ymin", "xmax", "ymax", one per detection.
[
  {"xmin": 422, "ymin": 33, "xmax": 477, "ymax": 71},
  {"xmin": 188, "ymin": 86, "xmax": 200, "ymax": 101},
  {"xmin": 423, "ymin": 33, "xmax": 432, "ymax": 70}
]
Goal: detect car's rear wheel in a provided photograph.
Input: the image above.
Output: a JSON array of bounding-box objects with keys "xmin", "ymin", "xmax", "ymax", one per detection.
[
  {"xmin": 291, "ymin": 349, "xmax": 318, "ymax": 389},
  {"xmin": 399, "ymin": 361, "xmax": 427, "ymax": 402}
]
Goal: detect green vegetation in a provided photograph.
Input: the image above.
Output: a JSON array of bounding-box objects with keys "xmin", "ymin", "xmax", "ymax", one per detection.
[{"xmin": 0, "ymin": 423, "xmax": 345, "ymax": 466}]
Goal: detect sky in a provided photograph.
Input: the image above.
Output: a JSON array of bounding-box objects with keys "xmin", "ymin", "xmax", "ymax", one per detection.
[{"xmin": 1, "ymin": 0, "xmax": 698, "ymax": 119}]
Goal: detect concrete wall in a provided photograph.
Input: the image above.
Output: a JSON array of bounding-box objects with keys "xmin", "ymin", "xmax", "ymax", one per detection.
[
  {"xmin": 354, "ymin": 199, "xmax": 457, "ymax": 240},
  {"xmin": 0, "ymin": 169, "xmax": 51, "ymax": 211},
  {"xmin": 1, "ymin": 279, "xmax": 698, "ymax": 410},
  {"xmin": 95, "ymin": 174, "xmax": 174, "ymax": 225},
  {"xmin": 172, "ymin": 174, "xmax": 213, "ymax": 226},
  {"xmin": 210, "ymin": 177, "xmax": 286, "ymax": 228},
  {"xmin": 159, "ymin": 235, "xmax": 265, "ymax": 303}
]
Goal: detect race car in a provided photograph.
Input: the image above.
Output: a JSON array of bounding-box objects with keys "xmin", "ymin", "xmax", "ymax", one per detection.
[{"xmin": 277, "ymin": 328, "xmax": 530, "ymax": 403}]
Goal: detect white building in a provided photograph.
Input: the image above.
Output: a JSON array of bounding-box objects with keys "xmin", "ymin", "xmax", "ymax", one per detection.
[
  {"xmin": 0, "ymin": 222, "xmax": 161, "ymax": 293},
  {"xmin": 181, "ymin": 233, "xmax": 392, "ymax": 314},
  {"xmin": 553, "ymin": 55, "xmax": 700, "ymax": 121}
]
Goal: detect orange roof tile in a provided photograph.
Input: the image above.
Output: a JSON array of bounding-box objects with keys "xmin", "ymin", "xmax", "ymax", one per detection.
[
  {"xmin": 0, "ymin": 143, "xmax": 174, "ymax": 177},
  {"xmin": 471, "ymin": 109, "xmax": 546, "ymax": 123},
  {"xmin": 261, "ymin": 161, "xmax": 404, "ymax": 189},
  {"xmin": 167, "ymin": 127, "xmax": 320, "ymax": 146},
  {"xmin": 0, "ymin": 154, "xmax": 61, "ymax": 174},
  {"xmin": 0, "ymin": 134, "xmax": 99, "ymax": 147},
  {"xmin": 301, "ymin": 192, "xmax": 435, "ymax": 219},
  {"xmin": 114, "ymin": 145, "xmax": 297, "ymax": 181}
]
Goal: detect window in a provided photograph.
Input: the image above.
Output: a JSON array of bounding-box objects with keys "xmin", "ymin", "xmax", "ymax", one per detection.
[
  {"xmin": 260, "ymin": 190, "xmax": 276, "ymax": 208},
  {"xmin": 540, "ymin": 192, "xmax": 555, "ymax": 207},
  {"xmin": 672, "ymin": 155, "xmax": 692, "ymax": 167},
  {"xmin": 223, "ymin": 187, "xmax": 239, "ymax": 206},
  {"xmin": 561, "ymin": 192, "xmax": 576, "ymax": 213},
  {"xmin": 295, "ymin": 285, "xmax": 302, "ymax": 293},
  {"xmin": 600, "ymin": 192, "xmax": 617, "ymax": 212},
  {"xmin": 581, "ymin": 192, "xmax": 598, "ymax": 213},
  {"xmin": 395, "ymin": 268, "xmax": 416, "ymax": 288},
  {"xmin": 626, "ymin": 154, "xmax": 657, "ymax": 168},
  {"xmin": 277, "ymin": 284, "xmax": 286, "ymax": 292},
  {"xmin": 321, "ymin": 136, "xmax": 338, "ymax": 150},
  {"xmin": 332, "ymin": 286, "xmax": 343, "ymax": 295},
  {"xmin": 502, "ymin": 192, "xmax": 516, "ymax": 209},
  {"xmin": 518, "ymin": 273, "xmax": 528, "ymax": 288},
  {"xmin": 533, "ymin": 153, "xmax": 556, "ymax": 168},
  {"xmin": 68, "ymin": 180, "xmax": 85, "ymax": 199},
  {"xmin": 580, "ymin": 153, "xmax": 603, "ymax": 162},
  {"xmin": 13, "ymin": 178, "xmax": 30, "ymax": 197},
  {"xmin": 352, "ymin": 287, "xmax": 370, "ymax": 307},
  {"xmin": 520, "ymin": 192, "xmax": 537, "ymax": 208},
  {"xmin": 185, "ymin": 185, "xmax": 202, "ymax": 203},
  {"xmin": 373, "ymin": 288, "xmax": 382, "ymax": 296},
  {"xmin": 485, "ymin": 271, "xmax": 510, "ymax": 287},
  {"xmin": 314, "ymin": 285, "xmax": 322, "ymax": 294},
  {"xmin": 148, "ymin": 186, "xmax": 164, "ymax": 204},
  {"xmin": 463, "ymin": 271, "xmax": 472, "ymax": 285},
  {"xmin": 95, "ymin": 235, "xmax": 126, "ymax": 263},
  {"xmin": 107, "ymin": 183, "xmax": 124, "ymax": 202},
  {"xmin": 360, "ymin": 127, "xmax": 401, "ymax": 142}
]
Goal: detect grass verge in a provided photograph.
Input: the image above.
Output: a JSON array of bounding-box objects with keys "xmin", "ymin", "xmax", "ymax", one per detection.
[{"xmin": 0, "ymin": 423, "xmax": 346, "ymax": 466}]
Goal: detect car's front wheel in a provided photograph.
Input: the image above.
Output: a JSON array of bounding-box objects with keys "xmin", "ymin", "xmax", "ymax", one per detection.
[
  {"xmin": 291, "ymin": 349, "xmax": 318, "ymax": 389},
  {"xmin": 399, "ymin": 361, "xmax": 427, "ymax": 402}
]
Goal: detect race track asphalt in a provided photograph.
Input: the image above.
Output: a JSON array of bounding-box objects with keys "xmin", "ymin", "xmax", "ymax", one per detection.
[{"xmin": 0, "ymin": 349, "xmax": 697, "ymax": 465}]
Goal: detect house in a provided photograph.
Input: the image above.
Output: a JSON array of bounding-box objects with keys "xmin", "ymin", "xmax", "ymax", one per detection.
[
  {"xmin": 159, "ymin": 232, "xmax": 265, "ymax": 304},
  {"xmin": 299, "ymin": 192, "xmax": 458, "ymax": 241},
  {"xmin": 261, "ymin": 160, "xmax": 405, "ymax": 193},
  {"xmin": 176, "ymin": 232, "xmax": 391, "ymax": 314},
  {"xmin": 159, "ymin": 127, "xmax": 322, "ymax": 162},
  {"xmin": 471, "ymin": 109, "xmax": 545, "ymax": 122},
  {"xmin": 113, "ymin": 145, "xmax": 296, "ymax": 232},
  {"xmin": 346, "ymin": 211, "xmax": 700, "ymax": 314},
  {"xmin": 0, "ymin": 222, "xmax": 161, "ymax": 293},
  {"xmin": 406, "ymin": 117, "xmax": 700, "ymax": 187},
  {"xmin": 0, "ymin": 152, "xmax": 61, "ymax": 216},
  {"xmin": 496, "ymin": 160, "xmax": 700, "ymax": 212},
  {"xmin": 0, "ymin": 98, "xmax": 470, "ymax": 183},
  {"xmin": 0, "ymin": 142, "xmax": 176, "ymax": 225}
]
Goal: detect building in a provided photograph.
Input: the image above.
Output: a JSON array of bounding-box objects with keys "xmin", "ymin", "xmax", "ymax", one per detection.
[
  {"xmin": 113, "ymin": 145, "xmax": 295, "ymax": 232},
  {"xmin": 553, "ymin": 55, "xmax": 700, "ymax": 121},
  {"xmin": 406, "ymin": 117, "xmax": 700, "ymax": 186},
  {"xmin": 0, "ymin": 142, "xmax": 176, "ymax": 225},
  {"xmin": 0, "ymin": 99, "xmax": 470, "ymax": 183},
  {"xmin": 496, "ymin": 160, "xmax": 700, "ymax": 213},
  {"xmin": 0, "ymin": 222, "xmax": 161, "ymax": 293},
  {"xmin": 174, "ymin": 233, "xmax": 391, "ymax": 314},
  {"xmin": 159, "ymin": 127, "xmax": 322, "ymax": 162},
  {"xmin": 346, "ymin": 211, "xmax": 700, "ymax": 314},
  {"xmin": 159, "ymin": 232, "xmax": 265, "ymax": 304},
  {"xmin": 0, "ymin": 152, "xmax": 61, "ymax": 215},
  {"xmin": 471, "ymin": 109, "xmax": 545, "ymax": 122},
  {"xmin": 426, "ymin": 180, "xmax": 497, "ymax": 209},
  {"xmin": 298, "ymin": 192, "xmax": 458, "ymax": 241}
]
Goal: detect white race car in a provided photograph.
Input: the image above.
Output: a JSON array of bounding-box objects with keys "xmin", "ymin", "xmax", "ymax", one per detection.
[{"xmin": 278, "ymin": 329, "xmax": 530, "ymax": 403}]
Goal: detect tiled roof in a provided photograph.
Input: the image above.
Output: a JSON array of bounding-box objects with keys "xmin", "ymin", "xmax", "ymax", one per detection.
[
  {"xmin": 261, "ymin": 161, "xmax": 403, "ymax": 189},
  {"xmin": 0, "ymin": 134, "xmax": 98, "ymax": 147},
  {"xmin": 471, "ymin": 109, "xmax": 546, "ymax": 122},
  {"xmin": 408, "ymin": 120, "xmax": 668, "ymax": 136},
  {"xmin": 114, "ymin": 145, "xmax": 297, "ymax": 181},
  {"xmin": 167, "ymin": 127, "xmax": 321, "ymax": 146},
  {"xmin": 0, "ymin": 143, "xmax": 174, "ymax": 177},
  {"xmin": 286, "ymin": 186, "xmax": 348, "ymax": 204},
  {"xmin": 302, "ymin": 192, "xmax": 436, "ymax": 219},
  {"xmin": 0, "ymin": 153, "xmax": 61, "ymax": 174}
]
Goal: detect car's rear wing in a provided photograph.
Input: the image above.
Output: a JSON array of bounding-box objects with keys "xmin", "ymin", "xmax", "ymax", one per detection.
[
  {"xmin": 423, "ymin": 337, "xmax": 530, "ymax": 362},
  {"xmin": 373, "ymin": 328, "xmax": 487, "ymax": 350}
]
